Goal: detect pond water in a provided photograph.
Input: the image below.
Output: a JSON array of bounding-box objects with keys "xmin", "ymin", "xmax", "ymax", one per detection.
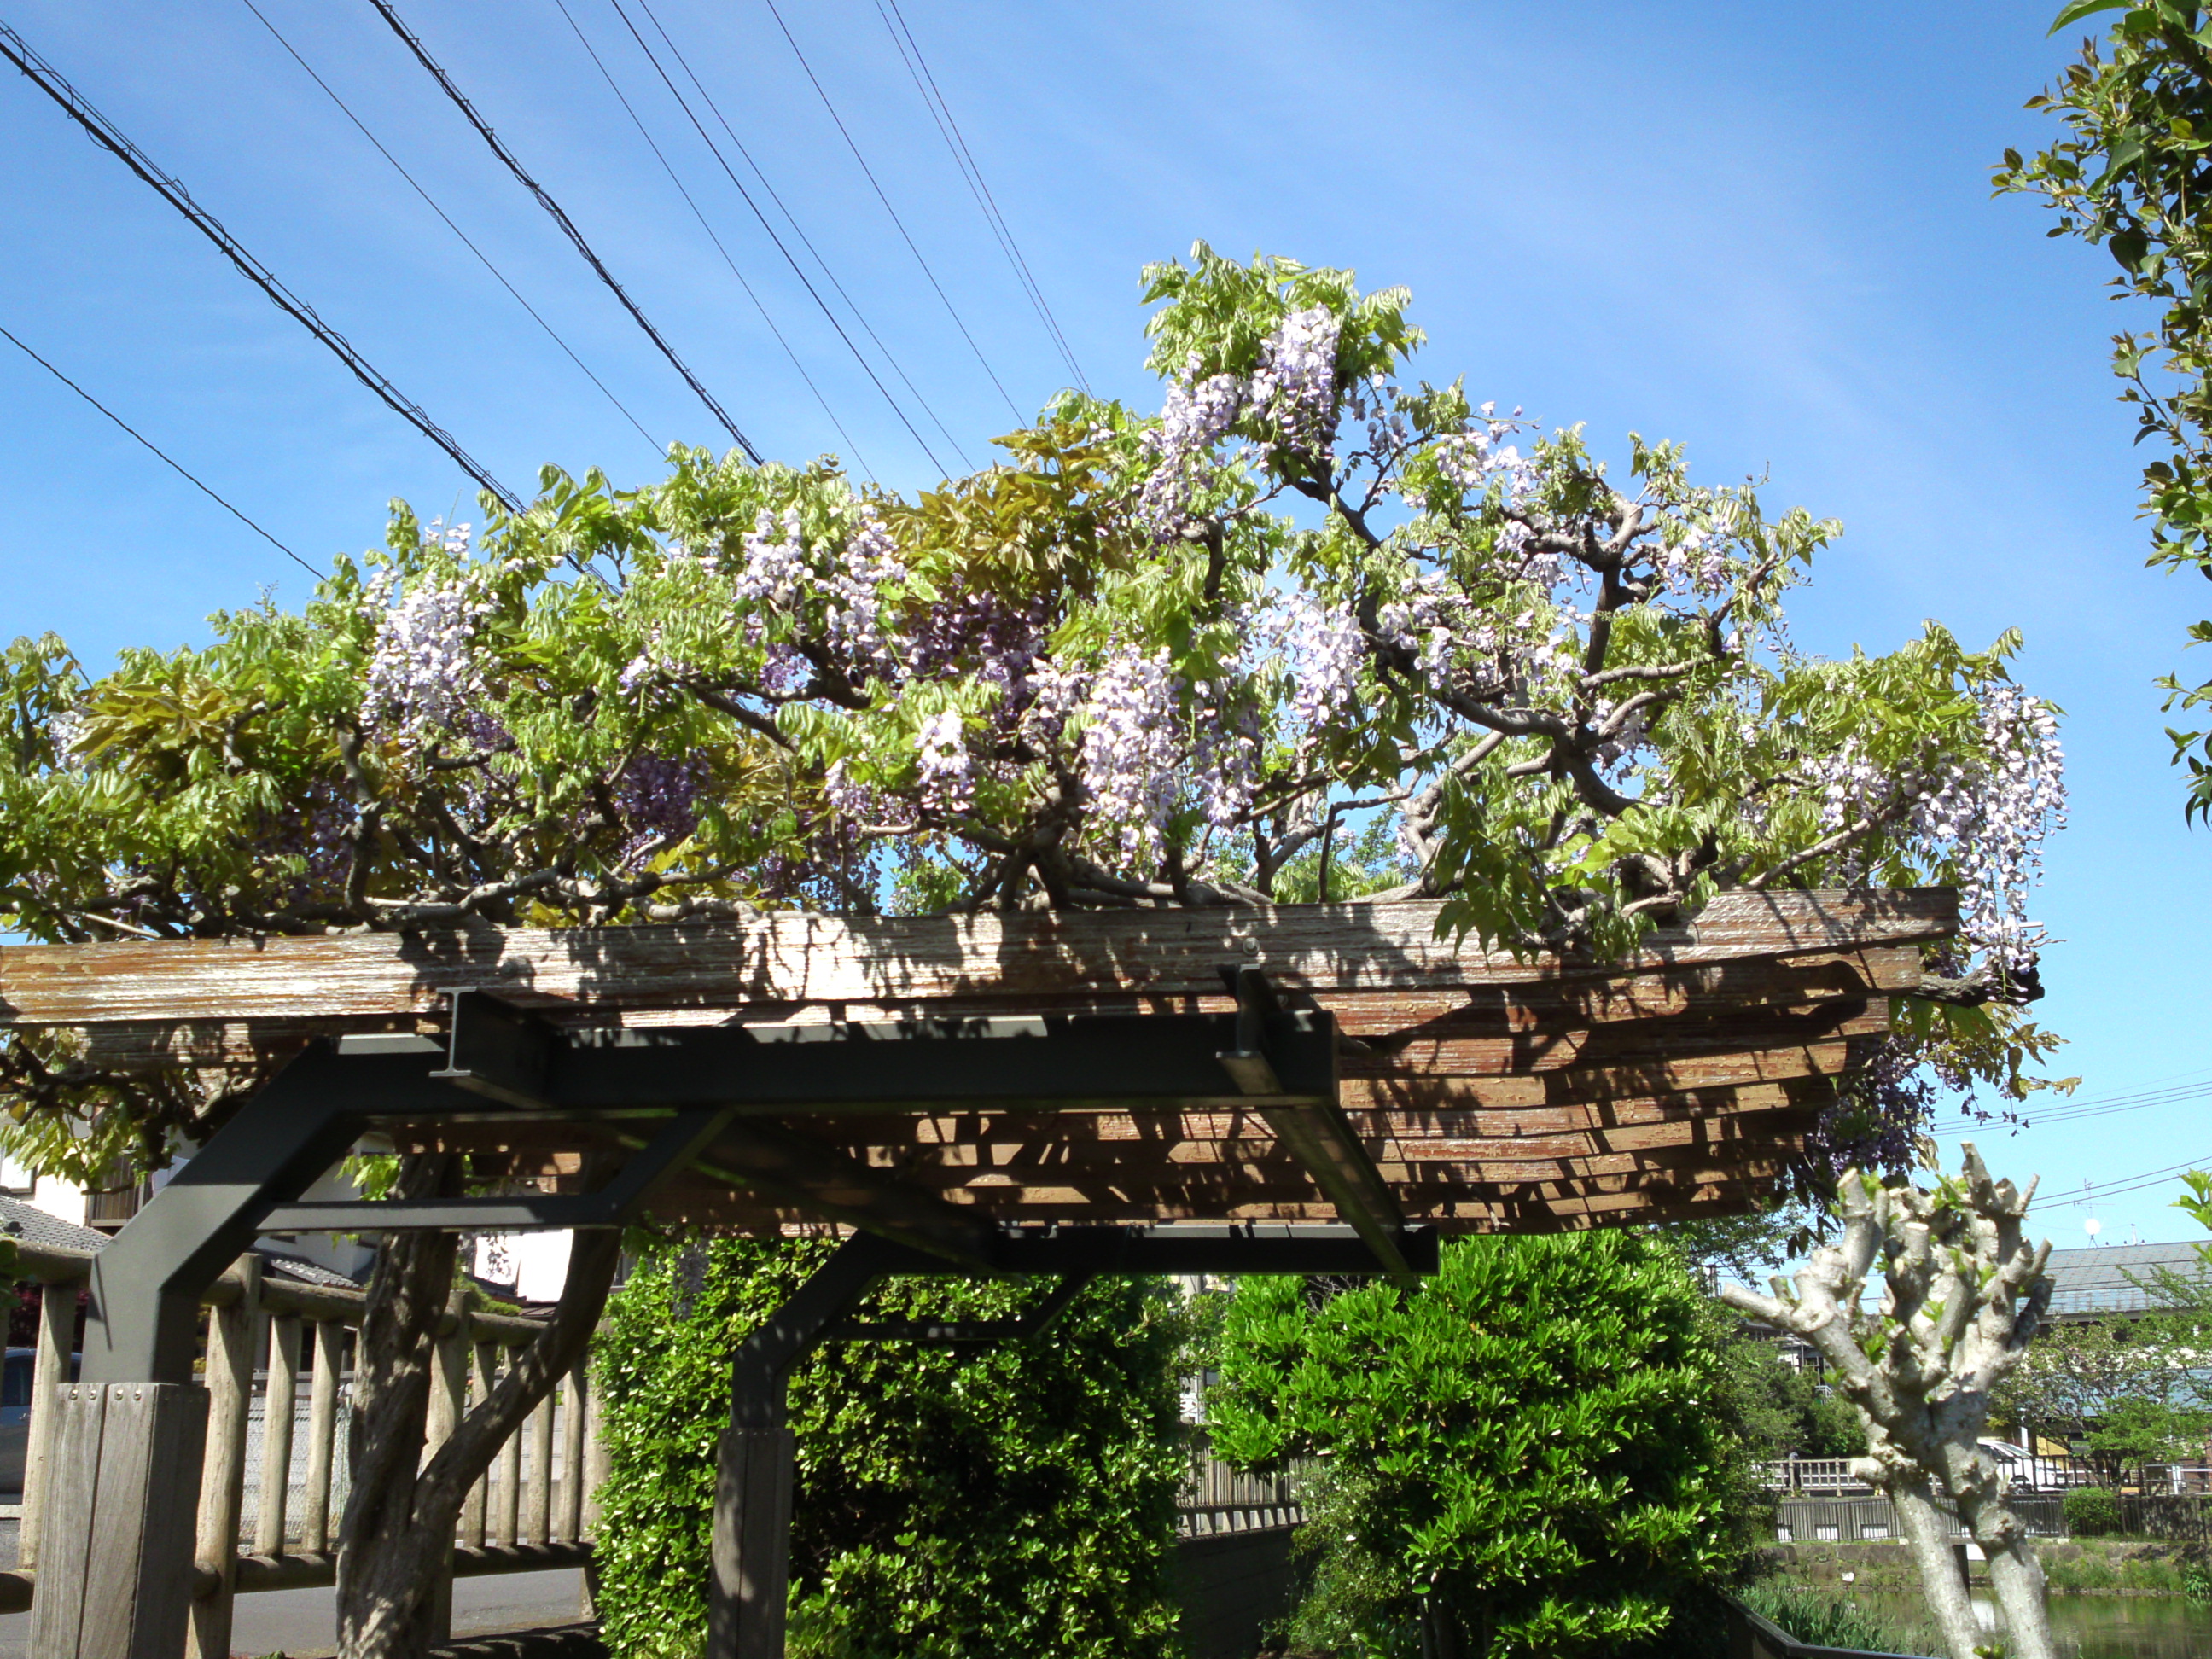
[{"xmin": 1852, "ymin": 1590, "xmax": 2212, "ymax": 1658}]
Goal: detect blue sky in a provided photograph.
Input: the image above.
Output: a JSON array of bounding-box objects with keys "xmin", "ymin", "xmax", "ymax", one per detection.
[{"xmin": 0, "ymin": 1, "xmax": 2203, "ymax": 1245}]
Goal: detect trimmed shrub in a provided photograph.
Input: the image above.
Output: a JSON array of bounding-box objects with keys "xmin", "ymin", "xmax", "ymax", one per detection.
[
  {"xmin": 2064, "ymin": 1486, "xmax": 2122, "ymax": 1538},
  {"xmin": 1211, "ymin": 1232, "xmax": 1755, "ymax": 1658},
  {"xmin": 591, "ymin": 1237, "xmax": 1187, "ymax": 1659}
]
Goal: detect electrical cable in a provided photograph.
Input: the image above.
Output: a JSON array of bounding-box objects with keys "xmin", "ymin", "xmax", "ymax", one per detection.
[
  {"xmin": 0, "ymin": 16, "xmax": 522, "ymax": 509},
  {"xmin": 363, "ymin": 0, "xmax": 762, "ymax": 464},
  {"xmin": 876, "ymin": 0, "xmax": 1087, "ymax": 393},
  {"xmin": 618, "ymin": 0, "xmax": 965, "ymax": 474},
  {"xmin": 1, "ymin": 323, "xmax": 317, "ymax": 579},
  {"xmin": 2029, "ymin": 1154, "xmax": 2212, "ymax": 1210},
  {"xmin": 755, "ymin": 0, "xmax": 1021, "ymax": 426},
  {"xmin": 552, "ymin": 0, "xmax": 875, "ymax": 481},
  {"xmin": 238, "ymin": 0, "xmax": 661, "ymax": 460}
]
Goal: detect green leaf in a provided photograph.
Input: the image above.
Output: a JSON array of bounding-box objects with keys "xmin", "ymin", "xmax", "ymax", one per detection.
[{"xmin": 2049, "ymin": 0, "xmax": 2132, "ymax": 34}]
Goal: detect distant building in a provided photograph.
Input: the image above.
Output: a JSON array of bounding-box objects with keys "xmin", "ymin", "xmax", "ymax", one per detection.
[{"xmin": 2040, "ymin": 1242, "xmax": 2209, "ymax": 1322}]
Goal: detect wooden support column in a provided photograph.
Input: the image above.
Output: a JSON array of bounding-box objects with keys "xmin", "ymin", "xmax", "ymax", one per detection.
[
  {"xmin": 463, "ymin": 1338, "xmax": 498, "ymax": 1550},
  {"xmin": 189, "ymin": 1255, "xmax": 261, "ymax": 1659},
  {"xmin": 256, "ymin": 1315, "xmax": 303, "ymax": 1557},
  {"xmin": 26, "ymin": 1382, "xmax": 209, "ymax": 1659},
  {"xmin": 423, "ymin": 1288, "xmax": 470, "ymax": 1645},
  {"xmin": 559, "ymin": 1362, "xmax": 590, "ymax": 1543},
  {"xmin": 301, "ymin": 1320, "xmax": 342, "ymax": 1557},
  {"xmin": 707, "ymin": 1234, "xmax": 898, "ymax": 1659},
  {"xmin": 709, "ymin": 1422, "xmax": 797, "ymax": 1659},
  {"xmin": 524, "ymin": 1388, "xmax": 555, "ymax": 1544}
]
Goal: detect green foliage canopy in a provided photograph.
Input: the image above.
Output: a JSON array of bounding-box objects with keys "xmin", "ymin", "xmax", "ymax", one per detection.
[
  {"xmin": 2000, "ymin": 2, "xmax": 2212, "ymax": 817},
  {"xmin": 0, "ymin": 247, "xmax": 2069, "ymax": 1185}
]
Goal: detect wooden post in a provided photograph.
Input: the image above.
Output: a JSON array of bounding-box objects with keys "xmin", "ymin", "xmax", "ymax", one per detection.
[
  {"xmin": 189, "ymin": 1256, "xmax": 261, "ymax": 1659},
  {"xmin": 26, "ymin": 1382, "xmax": 210, "ymax": 1659},
  {"xmin": 463, "ymin": 1338, "xmax": 498, "ymax": 1550},
  {"xmin": 255, "ymin": 1315, "xmax": 303, "ymax": 1556},
  {"xmin": 301, "ymin": 1319, "xmax": 342, "ymax": 1557},
  {"xmin": 524, "ymin": 1388, "xmax": 555, "ymax": 1544},
  {"xmin": 707, "ymin": 1422, "xmax": 797, "ymax": 1659},
  {"xmin": 559, "ymin": 1362, "xmax": 589, "ymax": 1542},
  {"xmin": 20, "ymin": 1279, "xmax": 77, "ymax": 1572},
  {"xmin": 578, "ymin": 1362, "xmax": 610, "ymax": 1622},
  {"xmin": 423, "ymin": 1289, "xmax": 469, "ymax": 1644},
  {"xmin": 498, "ymin": 1345, "xmax": 524, "ymax": 1546}
]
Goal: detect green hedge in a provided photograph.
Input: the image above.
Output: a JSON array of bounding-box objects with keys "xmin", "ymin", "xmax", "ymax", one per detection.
[
  {"xmin": 2064, "ymin": 1486, "xmax": 2122, "ymax": 1538},
  {"xmin": 591, "ymin": 1237, "xmax": 1188, "ymax": 1659}
]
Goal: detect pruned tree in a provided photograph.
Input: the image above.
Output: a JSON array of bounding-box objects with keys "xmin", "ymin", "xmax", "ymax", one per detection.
[
  {"xmin": 0, "ymin": 246, "xmax": 2072, "ymax": 1659},
  {"xmin": 1720, "ymin": 1147, "xmax": 2057, "ymax": 1659}
]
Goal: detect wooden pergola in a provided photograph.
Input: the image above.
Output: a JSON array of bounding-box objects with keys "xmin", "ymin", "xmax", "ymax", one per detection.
[{"xmin": 0, "ymin": 886, "xmax": 1952, "ymax": 1659}]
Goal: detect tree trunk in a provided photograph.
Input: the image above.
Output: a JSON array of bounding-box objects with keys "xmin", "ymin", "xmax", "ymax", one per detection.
[
  {"xmin": 1889, "ymin": 1479, "xmax": 1980, "ymax": 1659},
  {"xmin": 335, "ymin": 1153, "xmax": 622, "ymax": 1659},
  {"xmin": 1962, "ymin": 1490, "xmax": 2058, "ymax": 1659},
  {"xmin": 1417, "ymin": 1593, "xmax": 1461, "ymax": 1659}
]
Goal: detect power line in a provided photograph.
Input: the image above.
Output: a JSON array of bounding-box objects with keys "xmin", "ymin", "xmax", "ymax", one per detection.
[
  {"xmin": 620, "ymin": 0, "xmax": 965, "ymax": 475},
  {"xmin": 619, "ymin": 0, "xmax": 961, "ymax": 471},
  {"xmin": 2030, "ymin": 1153, "xmax": 2212, "ymax": 1211},
  {"xmin": 238, "ymin": 0, "xmax": 661, "ymax": 461},
  {"xmin": 876, "ymin": 0, "xmax": 1087, "ymax": 394},
  {"xmin": 0, "ymin": 16, "xmax": 522, "ymax": 509},
  {"xmin": 1, "ymin": 323, "xmax": 317, "ymax": 579},
  {"xmin": 756, "ymin": 0, "xmax": 1022, "ymax": 426},
  {"xmin": 552, "ymin": 0, "xmax": 875, "ymax": 481},
  {"xmin": 364, "ymin": 0, "xmax": 762, "ymax": 464}
]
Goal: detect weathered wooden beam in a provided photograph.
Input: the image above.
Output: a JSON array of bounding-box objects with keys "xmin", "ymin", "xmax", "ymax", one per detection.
[
  {"xmin": 0, "ymin": 889, "xmax": 1953, "ymax": 1032},
  {"xmin": 687, "ymin": 1121, "xmax": 998, "ymax": 1269},
  {"xmin": 810, "ymin": 1115, "xmax": 1813, "ymax": 1179}
]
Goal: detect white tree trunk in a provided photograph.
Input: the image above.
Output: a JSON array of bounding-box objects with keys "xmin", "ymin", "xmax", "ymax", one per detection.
[
  {"xmin": 1719, "ymin": 1145, "xmax": 2055, "ymax": 1659},
  {"xmin": 1889, "ymin": 1480, "xmax": 1978, "ymax": 1659}
]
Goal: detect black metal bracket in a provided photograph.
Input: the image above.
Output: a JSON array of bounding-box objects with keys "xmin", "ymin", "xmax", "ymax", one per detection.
[
  {"xmin": 428, "ymin": 987, "xmax": 562, "ymax": 1109},
  {"xmin": 1215, "ymin": 964, "xmax": 1286, "ymax": 1094},
  {"xmin": 1214, "ymin": 964, "xmax": 1412, "ymax": 1281},
  {"xmin": 259, "ymin": 1108, "xmax": 733, "ymax": 1233}
]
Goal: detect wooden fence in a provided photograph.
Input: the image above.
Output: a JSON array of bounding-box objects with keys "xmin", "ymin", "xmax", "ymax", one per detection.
[
  {"xmin": 3, "ymin": 1239, "xmax": 602, "ymax": 1656},
  {"xmin": 1177, "ymin": 1438, "xmax": 1301, "ymax": 1537}
]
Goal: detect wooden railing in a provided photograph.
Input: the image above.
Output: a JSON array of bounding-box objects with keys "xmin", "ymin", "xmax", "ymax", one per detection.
[
  {"xmin": 3, "ymin": 1239, "xmax": 605, "ymax": 1653},
  {"xmin": 1756, "ymin": 1458, "xmax": 1872, "ymax": 1494}
]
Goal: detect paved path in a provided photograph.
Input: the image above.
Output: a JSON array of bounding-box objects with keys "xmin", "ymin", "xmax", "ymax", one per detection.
[{"xmin": 0, "ymin": 1567, "xmax": 585, "ymax": 1657}]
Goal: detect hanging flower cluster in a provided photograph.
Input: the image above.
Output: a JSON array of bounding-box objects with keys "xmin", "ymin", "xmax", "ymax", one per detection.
[{"xmin": 362, "ymin": 567, "xmax": 488, "ymax": 736}]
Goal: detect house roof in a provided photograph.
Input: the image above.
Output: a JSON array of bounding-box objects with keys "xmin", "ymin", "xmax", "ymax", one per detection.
[
  {"xmin": 0, "ymin": 1192, "xmax": 110, "ymax": 1254},
  {"xmin": 0, "ymin": 1195, "xmax": 364, "ymax": 1289},
  {"xmin": 2043, "ymin": 1243, "xmax": 2209, "ymax": 1317}
]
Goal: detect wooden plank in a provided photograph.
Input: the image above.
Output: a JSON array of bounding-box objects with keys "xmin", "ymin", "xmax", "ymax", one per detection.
[
  {"xmin": 832, "ymin": 1122, "xmax": 1813, "ymax": 1183},
  {"xmin": 19, "ymin": 1279, "xmax": 75, "ymax": 1575},
  {"xmin": 77, "ymin": 1383, "xmax": 210, "ymax": 1659},
  {"xmin": 1339, "ymin": 1005, "xmax": 1889, "ymax": 1077},
  {"xmin": 27, "ymin": 1383, "xmax": 105, "ymax": 1659},
  {"xmin": 690, "ymin": 1123, "xmax": 997, "ymax": 1268},
  {"xmin": 0, "ymin": 889, "xmax": 1954, "ymax": 1030}
]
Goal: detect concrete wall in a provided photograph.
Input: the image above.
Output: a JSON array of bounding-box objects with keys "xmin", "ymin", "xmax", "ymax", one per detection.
[{"xmin": 1172, "ymin": 1525, "xmax": 1299, "ymax": 1659}]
